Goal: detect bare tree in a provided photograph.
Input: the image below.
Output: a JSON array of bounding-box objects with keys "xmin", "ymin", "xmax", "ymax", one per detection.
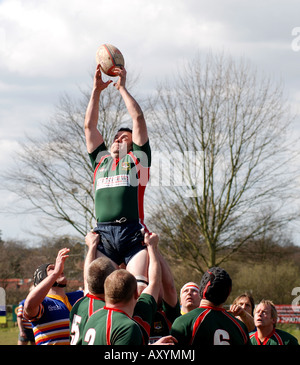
[
  {"xmin": 147, "ymin": 52, "xmax": 299, "ymax": 273},
  {"xmin": 2, "ymin": 77, "xmax": 136, "ymax": 237}
]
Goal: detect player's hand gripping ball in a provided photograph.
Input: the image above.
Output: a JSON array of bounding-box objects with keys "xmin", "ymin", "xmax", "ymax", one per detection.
[{"xmin": 96, "ymin": 44, "xmax": 125, "ymax": 77}]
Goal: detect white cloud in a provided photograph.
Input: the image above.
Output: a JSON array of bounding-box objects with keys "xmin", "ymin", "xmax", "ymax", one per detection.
[
  {"xmin": 0, "ymin": 139, "xmax": 20, "ymax": 166},
  {"xmin": 0, "ymin": 0, "xmax": 230, "ymax": 79},
  {"xmin": 0, "ymin": 0, "xmax": 87, "ymax": 76}
]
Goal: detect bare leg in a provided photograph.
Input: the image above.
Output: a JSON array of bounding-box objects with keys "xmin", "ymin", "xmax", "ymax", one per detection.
[{"xmin": 126, "ymin": 248, "xmax": 149, "ymax": 296}]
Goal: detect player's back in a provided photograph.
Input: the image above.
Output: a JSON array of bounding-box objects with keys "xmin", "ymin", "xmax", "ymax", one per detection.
[
  {"xmin": 82, "ymin": 306, "xmax": 144, "ymax": 345},
  {"xmin": 171, "ymin": 306, "xmax": 250, "ymax": 346},
  {"xmin": 70, "ymin": 294, "xmax": 105, "ymax": 345}
]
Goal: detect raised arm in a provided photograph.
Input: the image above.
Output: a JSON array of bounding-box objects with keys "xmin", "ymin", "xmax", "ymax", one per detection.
[
  {"xmin": 113, "ymin": 67, "xmax": 148, "ymax": 146},
  {"xmin": 83, "ymin": 232, "xmax": 99, "ymax": 295},
  {"xmin": 24, "ymin": 248, "xmax": 70, "ymax": 319},
  {"xmin": 229, "ymin": 304, "xmax": 255, "ymax": 332},
  {"xmin": 158, "ymin": 252, "xmax": 178, "ymax": 307},
  {"xmin": 142, "ymin": 233, "xmax": 161, "ymax": 303},
  {"xmin": 84, "ymin": 65, "xmax": 112, "ymax": 153}
]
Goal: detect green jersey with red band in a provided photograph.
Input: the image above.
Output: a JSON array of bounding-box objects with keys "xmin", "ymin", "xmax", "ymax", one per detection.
[
  {"xmin": 70, "ymin": 293, "xmax": 105, "ymax": 345},
  {"xmin": 250, "ymin": 329, "xmax": 299, "ymax": 345},
  {"xmin": 89, "ymin": 140, "xmax": 151, "ymax": 226},
  {"xmin": 82, "ymin": 293, "xmax": 156, "ymax": 345},
  {"xmin": 171, "ymin": 305, "xmax": 250, "ymax": 346},
  {"xmin": 83, "ymin": 307, "xmax": 143, "ymax": 345}
]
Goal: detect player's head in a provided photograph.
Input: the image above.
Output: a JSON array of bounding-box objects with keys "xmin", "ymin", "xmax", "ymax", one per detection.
[
  {"xmin": 180, "ymin": 282, "xmax": 201, "ymax": 313},
  {"xmin": 33, "ymin": 262, "xmax": 67, "ymax": 288},
  {"xmin": 117, "ymin": 127, "xmax": 132, "ymax": 134},
  {"xmin": 254, "ymin": 299, "xmax": 278, "ymax": 329},
  {"xmin": 104, "ymin": 269, "xmax": 137, "ymax": 305},
  {"xmin": 87, "ymin": 257, "xmax": 116, "ymax": 295},
  {"xmin": 199, "ymin": 267, "xmax": 232, "ymax": 306},
  {"xmin": 34, "ymin": 263, "xmax": 51, "ymax": 286},
  {"xmin": 232, "ymin": 292, "xmax": 255, "ymax": 316},
  {"xmin": 110, "ymin": 127, "xmax": 133, "ymax": 158}
]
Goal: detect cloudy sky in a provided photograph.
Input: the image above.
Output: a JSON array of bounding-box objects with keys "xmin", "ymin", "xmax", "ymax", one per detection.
[{"xmin": 0, "ymin": 0, "xmax": 300, "ymax": 243}]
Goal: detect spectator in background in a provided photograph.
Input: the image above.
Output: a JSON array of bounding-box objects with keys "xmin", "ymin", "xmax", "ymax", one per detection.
[
  {"xmin": 250, "ymin": 300, "xmax": 299, "ymax": 345},
  {"xmin": 230, "ymin": 292, "xmax": 255, "ymax": 332},
  {"xmin": 180, "ymin": 282, "xmax": 200, "ymax": 315}
]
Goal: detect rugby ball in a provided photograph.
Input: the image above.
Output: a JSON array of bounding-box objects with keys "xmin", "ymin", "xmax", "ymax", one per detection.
[{"xmin": 96, "ymin": 44, "xmax": 125, "ymax": 77}]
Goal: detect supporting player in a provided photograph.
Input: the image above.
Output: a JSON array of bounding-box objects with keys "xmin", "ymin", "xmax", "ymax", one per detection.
[
  {"xmin": 171, "ymin": 267, "xmax": 250, "ymax": 345},
  {"xmin": 70, "ymin": 232, "xmax": 116, "ymax": 345},
  {"xmin": 84, "ymin": 65, "xmax": 150, "ymax": 294},
  {"xmin": 82, "ymin": 232, "xmax": 176, "ymax": 345}
]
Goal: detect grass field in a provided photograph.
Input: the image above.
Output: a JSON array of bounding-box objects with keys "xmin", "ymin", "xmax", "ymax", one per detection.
[
  {"xmin": 0, "ymin": 319, "xmax": 299, "ymax": 346},
  {"xmin": 0, "ymin": 324, "xmax": 19, "ymax": 345}
]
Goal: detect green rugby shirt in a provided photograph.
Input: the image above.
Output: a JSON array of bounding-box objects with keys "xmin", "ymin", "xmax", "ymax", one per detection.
[
  {"xmin": 250, "ymin": 328, "xmax": 299, "ymax": 345},
  {"xmin": 82, "ymin": 293, "xmax": 156, "ymax": 345},
  {"xmin": 89, "ymin": 140, "xmax": 151, "ymax": 225},
  {"xmin": 171, "ymin": 305, "xmax": 250, "ymax": 345},
  {"xmin": 70, "ymin": 294, "xmax": 105, "ymax": 345}
]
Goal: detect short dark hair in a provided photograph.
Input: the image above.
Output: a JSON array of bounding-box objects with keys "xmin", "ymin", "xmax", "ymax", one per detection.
[{"xmin": 117, "ymin": 127, "xmax": 132, "ymax": 134}]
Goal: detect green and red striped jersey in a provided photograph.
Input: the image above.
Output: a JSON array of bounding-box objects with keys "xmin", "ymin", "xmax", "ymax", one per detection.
[
  {"xmin": 171, "ymin": 305, "xmax": 250, "ymax": 345},
  {"xmin": 70, "ymin": 293, "xmax": 105, "ymax": 345},
  {"xmin": 89, "ymin": 141, "xmax": 151, "ymax": 227},
  {"xmin": 82, "ymin": 293, "xmax": 156, "ymax": 345},
  {"xmin": 250, "ymin": 328, "xmax": 299, "ymax": 345}
]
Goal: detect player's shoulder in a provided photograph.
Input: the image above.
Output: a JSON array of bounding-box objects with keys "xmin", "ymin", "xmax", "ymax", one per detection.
[
  {"xmin": 173, "ymin": 307, "xmax": 204, "ymax": 325},
  {"xmin": 84, "ymin": 307, "xmax": 106, "ymax": 327},
  {"xmin": 67, "ymin": 290, "xmax": 84, "ymax": 305},
  {"xmin": 71, "ymin": 294, "xmax": 89, "ymax": 311},
  {"xmin": 275, "ymin": 329, "xmax": 299, "ymax": 345}
]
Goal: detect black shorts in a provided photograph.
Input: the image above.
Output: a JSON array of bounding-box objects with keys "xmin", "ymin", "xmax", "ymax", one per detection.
[
  {"xmin": 93, "ymin": 220, "xmax": 146, "ymax": 265},
  {"xmin": 19, "ymin": 328, "xmax": 35, "ymax": 342}
]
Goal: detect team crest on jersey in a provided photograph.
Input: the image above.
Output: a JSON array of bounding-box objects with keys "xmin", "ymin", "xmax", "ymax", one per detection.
[{"xmin": 121, "ymin": 162, "xmax": 131, "ymax": 171}]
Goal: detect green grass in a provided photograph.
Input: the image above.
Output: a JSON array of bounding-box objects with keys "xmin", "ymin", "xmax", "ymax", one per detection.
[
  {"xmin": 0, "ymin": 313, "xmax": 24, "ymax": 345},
  {"xmin": 0, "ymin": 325, "xmax": 19, "ymax": 345}
]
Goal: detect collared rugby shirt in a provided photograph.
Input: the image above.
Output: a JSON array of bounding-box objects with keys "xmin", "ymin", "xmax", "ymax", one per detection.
[
  {"xmin": 171, "ymin": 305, "xmax": 250, "ymax": 345},
  {"xmin": 27, "ymin": 291, "xmax": 83, "ymax": 345},
  {"xmin": 82, "ymin": 293, "xmax": 156, "ymax": 345},
  {"xmin": 89, "ymin": 140, "xmax": 151, "ymax": 226},
  {"xmin": 250, "ymin": 328, "xmax": 299, "ymax": 345},
  {"xmin": 70, "ymin": 293, "xmax": 105, "ymax": 345}
]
